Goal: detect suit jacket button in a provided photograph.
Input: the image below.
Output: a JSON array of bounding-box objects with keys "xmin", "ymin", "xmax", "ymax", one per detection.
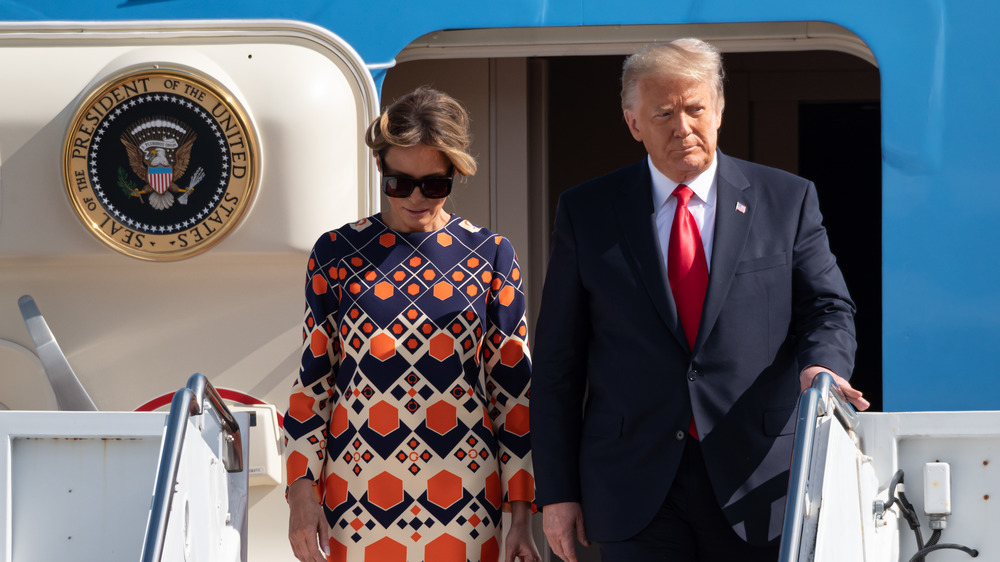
[
  {"xmin": 675, "ymin": 430, "xmax": 685, "ymax": 440},
  {"xmin": 688, "ymin": 370, "xmax": 697, "ymax": 381}
]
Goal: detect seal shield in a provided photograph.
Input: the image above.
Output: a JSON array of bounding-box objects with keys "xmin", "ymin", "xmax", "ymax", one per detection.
[{"xmin": 63, "ymin": 66, "xmax": 259, "ymax": 260}]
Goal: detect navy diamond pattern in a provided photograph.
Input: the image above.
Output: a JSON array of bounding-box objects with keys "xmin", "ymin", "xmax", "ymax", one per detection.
[{"xmin": 285, "ymin": 214, "xmax": 533, "ymax": 561}]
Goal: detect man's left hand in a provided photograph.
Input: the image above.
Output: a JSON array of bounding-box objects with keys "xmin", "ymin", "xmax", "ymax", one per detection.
[{"xmin": 799, "ymin": 365, "xmax": 870, "ymax": 411}]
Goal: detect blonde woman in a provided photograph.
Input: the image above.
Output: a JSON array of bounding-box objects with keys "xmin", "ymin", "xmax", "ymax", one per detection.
[{"xmin": 285, "ymin": 87, "xmax": 538, "ymax": 562}]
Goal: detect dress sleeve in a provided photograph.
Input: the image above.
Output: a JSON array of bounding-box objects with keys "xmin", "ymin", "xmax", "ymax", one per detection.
[
  {"xmin": 283, "ymin": 232, "xmax": 342, "ymax": 494},
  {"xmin": 482, "ymin": 235, "xmax": 534, "ymax": 507}
]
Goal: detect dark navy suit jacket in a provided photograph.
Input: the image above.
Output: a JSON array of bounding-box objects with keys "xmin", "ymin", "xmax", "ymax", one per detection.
[{"xmin": 530, "ymin": 152, "xmax": 856, "ymax": 545}]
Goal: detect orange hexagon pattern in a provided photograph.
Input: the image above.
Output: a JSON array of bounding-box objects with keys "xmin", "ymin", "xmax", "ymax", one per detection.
[
  {"xmin": 481, "ymin": 537, "xmax": 500, "ymax": 562},
  {"xmin": 310, "ymin": 330, "xmax": 328, "ymax": 358},
  {"xmin": 428, "ymin": 333, "xmax": 454, "ymax": 361},
  {"xmin": 285, "ymin": 214, "xmax": 534, "ymax": 561},
  {"xmin": 374, "ymin": 281, "xmax": 394, "ymax": 300},
  {"xmin": 498, "ymin": 285, "xmax": 515, "ymax": 307},
  {"xmin": 427, "ymin": 470, "xmax": 463, "ymax": 509},
  {"xmin": 311, "ymin": 273, "xmax": 327, "ymax": 295},
  {"xmin": 287, "ymin": 392, "xmax": 316, "ymax": 424},
  {"xmin": 483, "ymin": 471, "xmax": 502, "ymax": 510},
  {"xmin": 368, "ymin": 471, "xmax": 404, "ymax": 511},
  {"xmin": 369, "ymin": 401, "xmax": 399, "ymax": 437},
  {"xmin": 365, "ymin": 537, "xmax": 406, "ymax": 562},
  {"xmin": 426, "ymin": 400, "xmax": 458, "ymax": 435},
  {"xmin": 508, "ymin": 469, "xmax": 535, "ymax": 502},
  {"xmin": 286, "ymin": 450, "xmax": 309, "ymax": 483},
  {"xmin": 504, "ymin": 404, "xmax": 530, "ymax": 437},
  {"xmin": 328, "ymin": 539, "xmax": 347, "ymax": 561},
  {"xmin": 325, "ymin": 472, "xmax": 349, "ymax": 510},
  {"xmin": 499, "ymin": 340, "xmax": 524, "ymax": 367},
  {"xmin": 330, "ymin": 404, "xmax": 349, "ymax": 438},
  {"xmin": 425, "ymin": 533, "xmax": 466, "ymax": 562},
  {"xmin": 433, "ymin": 281, "xmax": 453, "ymax": 300},
  {"xmin": 369, "ymin": 333, "xmax": 396, "ymax": 361}
]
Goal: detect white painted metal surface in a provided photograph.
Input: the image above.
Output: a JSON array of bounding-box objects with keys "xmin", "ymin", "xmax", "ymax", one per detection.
[
  {"xmin": 791, "ymin": 407, "xmax": 999, "ymax": 561},
  {"xmin": 230, "ymin": 404, "xmax": 282, "ymax": 487},
  {"xmin": 0, "ymin": 412, "xmax": 165, "ymax": 561},
  {"xmin": 0, "ymin": 408, "xmax": 249, "ymax": 562},
  {"xmin": 154, "ymin": 408, "xmax": 249, "ymax": 562},
  {"xmin": 860, "ymin": 412, "xmax": 998, "ymax": 561},
  {"xmin": 802, "ymin": 414, "xmax": 898, "ymax": 561}
]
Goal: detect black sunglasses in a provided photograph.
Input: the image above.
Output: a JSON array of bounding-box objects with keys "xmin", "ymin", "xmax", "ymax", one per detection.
[
  {"xmin": 381, "ymin": 174, "xmax": 454, "ymax": 199},
  {"xmin": 377, "ymin": 150, "xmax": 455, "ymax": 198}
]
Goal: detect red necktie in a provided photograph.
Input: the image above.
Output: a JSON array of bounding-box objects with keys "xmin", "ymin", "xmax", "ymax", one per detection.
[
  {"xmin": 668, "ymin": 185, "xmax": 709, "ymax": 439},
  {"xmin": 668, "ymin": 184, "xmax": 709, "ymax": 350}
]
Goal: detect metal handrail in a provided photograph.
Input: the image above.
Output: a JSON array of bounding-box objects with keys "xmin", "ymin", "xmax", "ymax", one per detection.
[
  {"xmin": 778, "ymin": 371, "xmax": 859, "ymax": 561},
  {"xmin": 186, "ymin": 372, "xmax": 244, "ymax": 473},
  {"xmin": 139, "ymin": 373, "xmax": 245, "ymax": 562},
  {"xmin": 17, "ymin": 294, "xmax": 98, "ymax": 411}
]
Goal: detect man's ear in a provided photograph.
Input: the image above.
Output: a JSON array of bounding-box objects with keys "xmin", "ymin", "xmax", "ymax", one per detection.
[{"xmin": 623, "ymin": 109, "xmax": 643, "ymax": 142}]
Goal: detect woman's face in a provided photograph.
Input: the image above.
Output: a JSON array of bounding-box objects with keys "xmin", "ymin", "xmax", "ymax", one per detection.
[{"xmin": 379, "ymin": 144, "xmax": 452, "ymax": 233}]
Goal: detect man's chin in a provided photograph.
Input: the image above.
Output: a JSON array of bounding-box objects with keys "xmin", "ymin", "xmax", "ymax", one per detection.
[{"xmin": 655, "ymin": 156, "xmax": 711, "ymax": 182}]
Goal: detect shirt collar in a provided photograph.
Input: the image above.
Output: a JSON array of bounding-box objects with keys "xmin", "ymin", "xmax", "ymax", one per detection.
[{"xmin": 649, "ymin": 153, "xmax": 718, "ymax": 210}]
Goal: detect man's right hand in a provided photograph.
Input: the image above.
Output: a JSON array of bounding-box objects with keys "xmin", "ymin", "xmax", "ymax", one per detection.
[
  {"xmin": 287, "ymin": 479, "xmax": 330, "ymax": 562},
  {"xmin": 542, "ymin": 501, "xmax": 591, "ymax": 562}
]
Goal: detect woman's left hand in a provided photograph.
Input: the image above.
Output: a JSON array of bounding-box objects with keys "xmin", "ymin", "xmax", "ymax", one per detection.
[{"xmin": 505, "ymin": 501, "xmax": 542, "ymax": 562}]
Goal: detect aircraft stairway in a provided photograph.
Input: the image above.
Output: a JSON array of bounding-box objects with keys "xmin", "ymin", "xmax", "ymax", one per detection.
[
  {"xmin": 780, "ymin": 372, "xmax": 996, "ymax": 562},
  {"xmin": 0, "ymin": 372, "xmax": 249, "ymax": 562},
  {"xmin": 0, "ymin": 297, "xmax": 249, "ymax": 562}
]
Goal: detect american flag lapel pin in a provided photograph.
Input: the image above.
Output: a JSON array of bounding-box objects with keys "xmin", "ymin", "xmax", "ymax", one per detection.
[{"xmin": 735, "ymin": 201, "xmax": 747, "ymax": 214}]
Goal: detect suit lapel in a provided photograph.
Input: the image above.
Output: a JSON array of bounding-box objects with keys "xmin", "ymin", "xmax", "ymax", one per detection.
[
  {"xmin": 614, "ymin": 162, "xmax": 687, "ymax": 350},
  {"xmin": 696, "ymin": 154, "xmax": 754, "ymax": 352}
]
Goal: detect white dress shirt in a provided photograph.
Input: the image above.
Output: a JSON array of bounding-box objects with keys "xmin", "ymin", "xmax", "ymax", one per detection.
[{"xmin": 651, "ymin": 154, "xmax": 718, "ymax": 275}]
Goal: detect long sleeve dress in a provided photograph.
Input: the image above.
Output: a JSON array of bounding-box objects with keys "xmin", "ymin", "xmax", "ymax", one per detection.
[{"xmin": 284, "ymin": 213, "xmax": 533, "ymax": 562}]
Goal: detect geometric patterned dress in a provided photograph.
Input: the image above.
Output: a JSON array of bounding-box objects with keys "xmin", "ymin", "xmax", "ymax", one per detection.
[{"xmin": 284, "ymin": 213, "xmax": 534, "ymax": 562}]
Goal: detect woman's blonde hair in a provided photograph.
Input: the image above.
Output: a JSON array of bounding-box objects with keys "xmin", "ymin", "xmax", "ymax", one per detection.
[
  {"xmin": 621, "ymin": 38, "xmax": 726, "ymax": 114},
  {"xmin": 365, "ymin": 86, "xmax": 478, "ymax": 177}
]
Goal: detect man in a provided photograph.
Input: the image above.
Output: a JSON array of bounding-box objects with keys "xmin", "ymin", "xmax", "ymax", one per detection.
[{"xmin": 530, "ymin": 38, "xmax": 868, "ymax": 562}]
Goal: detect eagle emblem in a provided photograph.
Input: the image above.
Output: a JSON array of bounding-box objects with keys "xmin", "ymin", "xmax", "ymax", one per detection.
[
  {"xmin": 120, "ymin": 117, "xmax": 205, "ymax": 210},
  {"xmin": 64, "ymin": 67, "xmax": 258, "ymax": 260}
]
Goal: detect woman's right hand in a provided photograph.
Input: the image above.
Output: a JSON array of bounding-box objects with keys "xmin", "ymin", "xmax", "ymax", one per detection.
[{"xmin": 287, "ymin": 479, "xmax": 330, "ymax": 562}]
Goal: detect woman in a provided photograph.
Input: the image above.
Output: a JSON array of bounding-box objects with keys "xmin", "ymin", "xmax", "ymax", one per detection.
[{"xmin": 285, "ymin": 87, "xmax": 539, "ymax": 562}]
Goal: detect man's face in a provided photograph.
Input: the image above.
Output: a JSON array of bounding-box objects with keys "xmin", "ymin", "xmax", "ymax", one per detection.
[{"xmin": 623, "ymin": 74, "xmax": 722, "ymax": 183}]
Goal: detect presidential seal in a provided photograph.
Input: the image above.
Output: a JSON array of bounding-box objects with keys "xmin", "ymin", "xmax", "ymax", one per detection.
[{"xmin": 63, "ymin": 66, "xmax": 259, "ymax": 260}]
